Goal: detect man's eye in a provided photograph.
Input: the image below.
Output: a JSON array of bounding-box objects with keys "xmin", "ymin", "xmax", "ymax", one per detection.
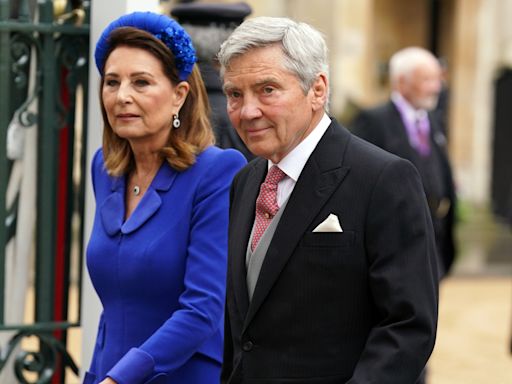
[
  {"xmin": 263, "ymin": 87, "xmax": 274, "ymax": 95},
  {"xmin": 228, "ymin": 90, "xmax": 241, "ymax": 99}
]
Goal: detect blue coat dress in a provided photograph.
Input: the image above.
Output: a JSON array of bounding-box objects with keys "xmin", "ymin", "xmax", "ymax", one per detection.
[{"xmin": 84, "ymin": 146, "xmax": 246, "ymax": 384}]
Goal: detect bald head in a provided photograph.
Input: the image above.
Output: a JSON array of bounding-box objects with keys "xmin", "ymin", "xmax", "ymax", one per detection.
[{"xmin": 389, "ymin": 47, "xmax": 442, "ymax": 111}]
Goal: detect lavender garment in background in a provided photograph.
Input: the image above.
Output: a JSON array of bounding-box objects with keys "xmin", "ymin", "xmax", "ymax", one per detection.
[{"xmin": 392, "ymin": 92, "xmax": 431, "ymax": 156}]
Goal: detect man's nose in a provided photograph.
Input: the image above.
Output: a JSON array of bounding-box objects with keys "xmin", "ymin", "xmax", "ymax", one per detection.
[{"xmin": 240, "ymin": 96, "xmax": 263, "ymax": 120}]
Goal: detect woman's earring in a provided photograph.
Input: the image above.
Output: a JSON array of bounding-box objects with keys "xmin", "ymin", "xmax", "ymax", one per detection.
[{"xmin": 172, "ymin": 114, "xmax": 181, "ymax": 129}]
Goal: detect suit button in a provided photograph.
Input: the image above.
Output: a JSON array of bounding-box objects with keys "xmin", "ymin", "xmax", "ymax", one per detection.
[{"xmin": 242, "ymin": 341, "xmax": 254, "ymax": 352}]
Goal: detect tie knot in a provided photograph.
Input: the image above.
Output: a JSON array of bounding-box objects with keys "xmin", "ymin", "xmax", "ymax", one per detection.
[{"xmin": 264, "ymin": 166, "xmax": 286, "ymax": 186}]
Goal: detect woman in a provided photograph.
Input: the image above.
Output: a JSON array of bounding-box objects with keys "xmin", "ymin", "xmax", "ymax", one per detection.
[{"xmin": 84, "ymin": 12, "xmax": 246, "ymax": 384}]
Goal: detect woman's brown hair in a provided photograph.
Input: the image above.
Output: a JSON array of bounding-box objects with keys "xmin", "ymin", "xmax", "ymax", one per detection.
[{"xmin": 99, "ymin": 27, "xmax": 214, "ymax": 176}]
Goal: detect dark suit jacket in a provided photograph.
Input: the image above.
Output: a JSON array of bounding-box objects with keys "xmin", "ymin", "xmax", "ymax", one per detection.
[
  {"xmin": 350, "ymin": 101, "xmax": 457, "ymax": 275},
  {"xmin": 222, "ymin": 119, "xmax": 439, "ymax": 384}
]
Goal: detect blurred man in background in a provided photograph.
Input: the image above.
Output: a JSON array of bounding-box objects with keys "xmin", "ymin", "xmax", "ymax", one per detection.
[
  {"xmin": 351, "ymin": 46, "xmax": 457, "ymax": 279},
  {"xmin": 171, "ymin": 1, "xmax": 254, "ymax": 161}
]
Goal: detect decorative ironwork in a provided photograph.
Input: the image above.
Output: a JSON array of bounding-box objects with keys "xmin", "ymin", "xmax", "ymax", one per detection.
[
  {"xmin": 0, "ymin": 0, "xmax": 90, "ymax": 382},
  {"xmin": 0, "ymin": 326, "xmax": 79, "ymax": 384},
  {"xmin": 10, "ymin": 32, "xmax": 41, "ymax": 126}
]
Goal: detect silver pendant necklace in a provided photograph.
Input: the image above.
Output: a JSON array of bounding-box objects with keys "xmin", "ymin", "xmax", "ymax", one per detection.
[{"xmin": 133, "ymin": 185, "xmax": 141, "ymax": 196}]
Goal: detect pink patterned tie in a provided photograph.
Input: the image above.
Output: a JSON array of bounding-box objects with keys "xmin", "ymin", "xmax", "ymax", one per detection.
[{"xmin": 251, "ymin": 166, "xmax": 287, "ymax": 251}]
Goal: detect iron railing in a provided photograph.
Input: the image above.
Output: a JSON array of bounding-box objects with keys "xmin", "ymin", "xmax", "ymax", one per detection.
[{"xmin": 0, "ymin": 0, "xmax": 89, "ymax": 382}]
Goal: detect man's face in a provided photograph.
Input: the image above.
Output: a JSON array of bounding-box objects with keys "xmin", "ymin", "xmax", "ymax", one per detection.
[
  {"xmin": 223, "ymin": 45, "xmax": 326, "ymax": 163},
  {"xmin": 401, "ymin": 59, "xmax": 442, "ymax": 111}
]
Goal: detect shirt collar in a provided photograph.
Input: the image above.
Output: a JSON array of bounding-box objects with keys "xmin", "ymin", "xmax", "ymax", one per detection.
[
  {"xmin": 391, "ymin": 91, "xmax": 427, "ymax": 123},
  {"xmin": 268, "ymin": 112, "xmax": 331, "ymax": 182}
]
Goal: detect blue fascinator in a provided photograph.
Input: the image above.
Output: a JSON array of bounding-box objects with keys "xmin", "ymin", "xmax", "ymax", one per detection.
[{"xmin": 94, "ymin": 11, "xmax": 196, "ymax": 81}]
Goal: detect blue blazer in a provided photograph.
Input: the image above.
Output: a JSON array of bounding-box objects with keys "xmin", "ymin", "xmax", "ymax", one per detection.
[{"xmin": 84, "ymin": 146, "xmax": 246, "ymax": 384}]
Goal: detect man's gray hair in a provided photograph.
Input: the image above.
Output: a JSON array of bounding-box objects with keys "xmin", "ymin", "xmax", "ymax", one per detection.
[
  {"xmin": 389, "ymin": 47, "xmax": 438, "ymax": 86},
  {"xmin": 218, "ymin": 16, "xmax": 329, "ymax": 95}
]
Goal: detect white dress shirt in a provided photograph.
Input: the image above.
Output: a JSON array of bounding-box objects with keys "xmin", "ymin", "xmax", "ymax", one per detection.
[{"xmin": 269, "ymin": 113, "xmax": 331, "ymax": 207}]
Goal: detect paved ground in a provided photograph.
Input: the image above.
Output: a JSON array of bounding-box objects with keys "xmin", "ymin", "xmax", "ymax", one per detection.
[
  {"xmin": 429, "ymin": 276, "xmax": 512, "ymax": 384},
  {"xmin": 428, "ymin": 204, "xmax": 512, "ymax": 383}
]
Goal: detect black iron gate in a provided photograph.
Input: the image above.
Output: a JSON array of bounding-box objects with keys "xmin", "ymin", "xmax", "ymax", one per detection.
[{"xmin": 0, "ymin": 0, "xmax": 89, "ymax": 382}]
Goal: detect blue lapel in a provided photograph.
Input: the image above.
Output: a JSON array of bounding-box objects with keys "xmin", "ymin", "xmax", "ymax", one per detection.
[{"xmin": 100, "ymin": 162, "xmax": 178, "ymax": 236}]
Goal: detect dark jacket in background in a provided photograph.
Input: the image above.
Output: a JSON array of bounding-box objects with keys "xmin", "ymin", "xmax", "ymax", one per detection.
[
  {"xmin": 199, "ymin": 62, "xmax": 254, "ymax": 161},
  {"xmin": 351, "ymin": 101, "xmax": 457, "ymax": 276}
]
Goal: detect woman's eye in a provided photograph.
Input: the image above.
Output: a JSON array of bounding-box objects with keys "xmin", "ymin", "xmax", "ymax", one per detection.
[
  {"xmin": 104, "ymin": 79, "xmax": 118, "ymax": 87},
  {"xmin": 134, "ymin": 79, "xmax": 149, "ymax": 87}
]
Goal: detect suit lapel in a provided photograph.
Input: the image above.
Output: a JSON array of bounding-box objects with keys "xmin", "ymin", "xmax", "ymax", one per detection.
[
  {"xmin": 99, "ymin": 161, "xmax": 178, "ymax": 236},
  {"xmin": 243, "ymin": 121, "xmax": 350, "ymax": 329},
  {"xmin": 231, "ymin": 159, "xmax": 267, "ymax": 319}
]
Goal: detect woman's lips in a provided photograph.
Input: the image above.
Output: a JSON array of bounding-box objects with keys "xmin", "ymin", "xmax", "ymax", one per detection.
[{"xmin": 117, "ymin": 113, "xmax": 139, "ymax": 121}]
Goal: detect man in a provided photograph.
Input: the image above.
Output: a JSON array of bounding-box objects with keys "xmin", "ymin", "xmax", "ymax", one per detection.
[
  {"xmin": 171, "ymin": 1, "xmax": 254, "ymax": 161},
  {"xmin": 218, "ymin": 17, "xmax": 439, "ymax": 383},
  {"xmin": 351, "ymin": 47, "xmax": 457, "ymax": 277}
]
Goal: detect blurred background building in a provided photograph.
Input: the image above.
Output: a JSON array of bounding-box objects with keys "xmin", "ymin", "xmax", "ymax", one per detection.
[{"xmin": 0, "ymin": 0, "xmax": 510, "ymax": 383}]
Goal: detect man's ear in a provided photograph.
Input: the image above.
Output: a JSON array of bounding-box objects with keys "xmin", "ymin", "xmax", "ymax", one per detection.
[
  {"xmin": 310, "ymin": 73, "xmax": 328, "ymax": 111},
  {"xmin": 173, "ymin": 81, "xmax": 191, "ymax": 109}
]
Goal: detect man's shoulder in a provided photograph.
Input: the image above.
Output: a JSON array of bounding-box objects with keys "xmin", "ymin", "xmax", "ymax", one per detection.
[
  {"xmin": 348, "ymin": 130, "xmax": 403, "ymax": 163},
  {"xmin": 235, "ymin": 157, "xmax": 265, "ymax": 178},
  {"xmin": 317, "ymin": 120, "xmax": 407, "ymax": 176},
  {"xmin": 345, "ymin": 125, "xmax": 397, "ymax": 158},
  {"xmin": 358, "ymin": 100, "xmax": 396, "ymax": 119}
]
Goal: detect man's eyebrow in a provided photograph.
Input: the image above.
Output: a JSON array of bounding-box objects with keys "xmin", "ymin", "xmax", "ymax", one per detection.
[
  {"xmin": 254, "ymin": 77, "xmax": 280, "ymax": 87},
  {"xmin": 222, "ymin": 83, "xmax": 236, "ymax": 93},
  {"xmin": 223, "ymin": 77, "xmax": 280, "ymax": 93}
]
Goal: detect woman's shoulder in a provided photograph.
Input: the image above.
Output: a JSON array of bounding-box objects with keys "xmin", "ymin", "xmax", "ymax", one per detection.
[
  {"xmin": 90, "ymin": 148, "xmax": 104, "ymax": 178},
  {"xmin": 90, "ymin": 148, "xmax": 119, "ymax": 192},
  {"xmin": 185, "ymin": 146, "xmax": 247, "ymax": 188},
  {"xmin": 196, "ymin": 145, "xmax": 247, "ymax": 169}
]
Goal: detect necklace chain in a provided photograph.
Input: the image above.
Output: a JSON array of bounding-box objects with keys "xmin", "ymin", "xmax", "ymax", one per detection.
[
  {"xmin": 131, "ymin": 172, "xmax": 155, "ymax": 196},
  {"xmin": 131, "ymin": 163, "xmax": 161, "ymax": 197}
]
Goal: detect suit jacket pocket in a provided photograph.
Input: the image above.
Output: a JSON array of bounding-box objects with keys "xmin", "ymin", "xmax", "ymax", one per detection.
[{"xmin": 301, "ymin": 231, "xmax": 355, "ymax": 248}]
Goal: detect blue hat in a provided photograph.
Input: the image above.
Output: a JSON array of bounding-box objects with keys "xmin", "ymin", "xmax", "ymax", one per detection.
[{"xmin": 94, "ymin": 11, "xmax": 196, "ymax": 80}]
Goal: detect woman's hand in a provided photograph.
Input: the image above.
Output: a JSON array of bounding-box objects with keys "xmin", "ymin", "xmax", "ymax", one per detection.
[{"xmin": 99, "ymin": 378, "xmax": 117, "ymax": 384}]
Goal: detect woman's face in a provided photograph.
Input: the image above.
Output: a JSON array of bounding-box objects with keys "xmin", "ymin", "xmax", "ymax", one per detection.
[{"xmin": 102, "ymin": 46, "xmax": 189, "ymax": 149}]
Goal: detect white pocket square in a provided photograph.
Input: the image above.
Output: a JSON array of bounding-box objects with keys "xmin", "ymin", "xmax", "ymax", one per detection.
[{"xmin": 312, "ymin": 214, "xmax": 343, "ymax": 233}]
